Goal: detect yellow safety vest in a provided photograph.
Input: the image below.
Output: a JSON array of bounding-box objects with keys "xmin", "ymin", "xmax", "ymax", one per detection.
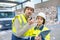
[
  {"xmin": 12, "ymin": 14, "xmax": 27, "ymax": 33},
  {"xmin": 12, "ymin": 14, "xmax": 50, "ymax": 40},
  {"xmin": 23, "ymin": 26, "xmax": 50, "ymax": 40}
]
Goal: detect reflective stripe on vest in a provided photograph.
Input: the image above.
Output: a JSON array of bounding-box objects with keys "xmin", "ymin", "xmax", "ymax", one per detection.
[
  {"xmin": 12, "ymin": 14, "xmax": 27, "ymax": 33},
  {"xmin": 20, "ymin": 14, "xmax": 27, "ymax": 24},
  {"xmin": 12, "ymin": 15, "xmax": 22, "ymax": 33}
]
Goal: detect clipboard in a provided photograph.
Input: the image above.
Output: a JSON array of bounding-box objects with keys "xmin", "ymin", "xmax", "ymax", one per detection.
[{"xmin": 38, "ymin": 30, "xmax": 51, "ymax": 40}]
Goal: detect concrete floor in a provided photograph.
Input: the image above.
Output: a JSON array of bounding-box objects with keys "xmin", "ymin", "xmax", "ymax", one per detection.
[
  {"xmin": 47, "ymin": 24, "xmax": 60, "ymax": 40},
  {"xmin": 0, "ymin": 24, "xmax": 60, "ymax": 40},
  {"xmin": 0, "ymin": 30, "xmax": 12, "ymax": 40}
]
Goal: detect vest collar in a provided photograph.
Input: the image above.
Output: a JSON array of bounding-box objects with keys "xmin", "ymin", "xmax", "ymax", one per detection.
[
  {"xmin": 34, "ymin": 24, "xmax": 44, "ymax": 30},
  {"xmin": 24, "ymin": 14, "xmax": 29, "ymax": 21}
]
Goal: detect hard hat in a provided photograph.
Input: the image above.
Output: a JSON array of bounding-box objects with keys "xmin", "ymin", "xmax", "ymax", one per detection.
[
  {"xmin": 25, "ymin": 2, "xmax": 34, "ymax": 9},
  {"xmin": 37, "ymin": 12, "xmax": 46, "ymax": 20}
]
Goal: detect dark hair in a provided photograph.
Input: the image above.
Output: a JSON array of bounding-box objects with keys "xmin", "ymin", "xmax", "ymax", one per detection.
[
  {"xmin": 24, "ymin": 7, "xmax": 34, "ymax": 13},
  {"xmin": 43, "ymin": 18, "xmax": 45, "ymax": 24}
]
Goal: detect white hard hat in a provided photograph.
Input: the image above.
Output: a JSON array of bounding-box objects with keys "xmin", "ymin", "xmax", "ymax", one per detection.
[
  {"xmin": 25, "ymin": 2, "xmax": 34, "ymax": 9},
  {"xmin": 37, "ymin": 12, "xmax": 46, "ymax": 20}
]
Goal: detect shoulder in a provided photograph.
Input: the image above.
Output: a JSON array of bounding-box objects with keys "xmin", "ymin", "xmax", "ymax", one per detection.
[{"xmin": 14, "ymin": 14, "xmax": 24, "ymax": 18}]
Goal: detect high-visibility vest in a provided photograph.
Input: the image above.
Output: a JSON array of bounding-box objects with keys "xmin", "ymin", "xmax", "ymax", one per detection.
[
  {"xmin": 23, "ymin": 26, "xmax": 50, "ymax": 40},
  {"xmin": 12, "ymin": 14, "xmax": 50, "ymax": 40},
  {"xmin": 12, "ymin": 14, "xmax": 27, "ymax": 33}
]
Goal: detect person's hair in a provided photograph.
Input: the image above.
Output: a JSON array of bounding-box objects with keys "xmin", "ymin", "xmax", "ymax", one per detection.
[
  {"xmin": 43, "ymin": 18, "xmax": 45, "ymax": 24},
  {"xmin": 24, "ymin": 7, "xmax": 34, "ymax": 13}
]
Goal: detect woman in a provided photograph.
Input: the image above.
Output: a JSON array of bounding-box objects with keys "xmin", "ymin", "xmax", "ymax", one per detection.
[{"xmin": 23, "ymin": 12, "xmax": 50, "ymax": 40}]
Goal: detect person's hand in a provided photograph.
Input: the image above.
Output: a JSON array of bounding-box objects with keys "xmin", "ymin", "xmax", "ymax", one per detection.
[
  {"xmin": 35, "ymin": 36, "xmax": 42, "ymax": 40},
  {"xmin": 28, "ymin": 18, "xmax": 34, "ymax": 25}
]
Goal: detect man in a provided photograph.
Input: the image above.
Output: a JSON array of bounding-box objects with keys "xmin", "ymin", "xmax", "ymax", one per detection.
[{"xmin": 12, "ymin": 2, "xmax": 35, "ymax": 40}]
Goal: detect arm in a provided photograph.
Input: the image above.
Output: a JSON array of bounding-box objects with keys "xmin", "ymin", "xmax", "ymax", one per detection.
[
  {"xmin": 34, "ymin": 33, "xmax": 50, "ymax": 40},
  {"xmin": 13, "ymin": 17, "xmax": 34, "ymax": 37},
  {"xmin": 34, "ymin": 29, "xmax": 50, "ymax": 40}
]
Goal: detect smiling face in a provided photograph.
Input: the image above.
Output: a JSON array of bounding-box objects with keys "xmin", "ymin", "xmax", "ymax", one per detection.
[
  {"xmin": 24, "ymin": 7, "xmax": 34, "ymax": 17},
  {"xmin": 36, "ymin": 16, "xmax": 44, "ymax": 26}
]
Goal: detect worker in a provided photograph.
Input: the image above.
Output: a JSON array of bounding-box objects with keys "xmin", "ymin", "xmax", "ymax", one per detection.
[
  {"xmin": 23, "ymin": 12, "xmax": 50, "ymax": 40},
  {"xmin": 12, "ymin": 2, "xmax": 35, "ymax": 40}
]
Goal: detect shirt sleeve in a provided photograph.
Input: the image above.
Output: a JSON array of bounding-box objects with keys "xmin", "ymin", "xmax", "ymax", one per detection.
[{"xmin": 12, "ymin": 17, "xmax": 33, "ymax": 37}]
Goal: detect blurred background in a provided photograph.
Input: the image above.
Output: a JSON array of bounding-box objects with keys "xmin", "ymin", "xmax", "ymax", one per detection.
[{"xmin": 0, "ymin": 0, "xmax": 60, "ymax": 40}]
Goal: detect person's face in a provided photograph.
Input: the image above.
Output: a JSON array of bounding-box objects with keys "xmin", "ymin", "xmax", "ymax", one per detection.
[
  {"xmin": 25, "ymin": 7, "xmax": 34, "ymax": 17},
  {"xmin": 36, "ymin": 16, "xmax": 44, "ymax": 25}
]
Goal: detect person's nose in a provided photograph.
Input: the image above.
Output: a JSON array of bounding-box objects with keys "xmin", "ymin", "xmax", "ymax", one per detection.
[{"xmin": 28, "ymin": 10, "xmax": 32, "ymax": 13}]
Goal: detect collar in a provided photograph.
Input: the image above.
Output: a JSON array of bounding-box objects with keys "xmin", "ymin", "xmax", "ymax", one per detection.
[
  {"xmin": 23, "ymin": 14, "xmax": 29, "ymax": 21},
  {"xmin": 34, "ymin": 24, "xmax": 44, "ymax": 30}
]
